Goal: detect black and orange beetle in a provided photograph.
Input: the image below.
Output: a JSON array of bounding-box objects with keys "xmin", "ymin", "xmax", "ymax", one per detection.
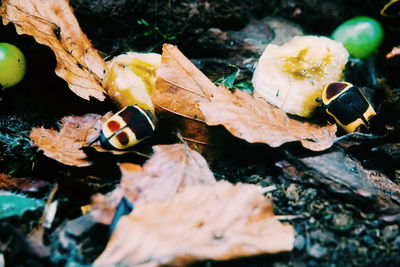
[
  {"xmin": 100, "ymin": 105, "xmax": 156, "ymax": 150},
  {"xmin": 322, "ymin": 82, "xmax": 376, "ymax": 133}
]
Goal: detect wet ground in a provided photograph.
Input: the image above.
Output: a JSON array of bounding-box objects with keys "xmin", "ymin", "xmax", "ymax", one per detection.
[{"xmin": 1, "ymin": 0, "xmax": 400, "ymax": 266}]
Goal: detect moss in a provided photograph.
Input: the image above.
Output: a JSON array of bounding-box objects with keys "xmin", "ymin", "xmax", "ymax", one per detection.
[{"xmin": 0, "ymin": 116, "xmax": 37, "ymax": 176}]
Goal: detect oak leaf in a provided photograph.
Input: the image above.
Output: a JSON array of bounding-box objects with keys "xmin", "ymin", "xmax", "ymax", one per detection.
[
  {"xmin": 30, "ymin": 114, "xmax": 106, "ymax": 167},
  {"xmin": 95, "ymin": 181, "xmax": 295, "ymax": 266},
  {"xmin": 91, "ymin": 143, "xmax": 216, "ymax": 224},
  {"xmin": 153, "ymin": 44, "xmax": 337, "ymax": 151},
  {"xmin": 0, "ymin": 0, "xmax": 107, "ymax": 100}
]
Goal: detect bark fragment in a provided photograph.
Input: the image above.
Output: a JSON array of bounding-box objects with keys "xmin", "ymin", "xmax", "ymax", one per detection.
[{"xmin": 277, "ymin": 147, "xmax": 400, "ymax": 221}]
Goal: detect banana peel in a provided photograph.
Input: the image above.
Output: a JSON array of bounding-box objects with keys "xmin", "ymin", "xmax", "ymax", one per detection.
[{"xmin": 252, "ymin": 36, "xmax": 348, "ymax": 118}]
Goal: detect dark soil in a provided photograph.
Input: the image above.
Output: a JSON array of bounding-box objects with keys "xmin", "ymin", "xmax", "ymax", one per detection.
[{"xmin": 1, "ymin": 0, "xmax": 400, "ymax": 266}]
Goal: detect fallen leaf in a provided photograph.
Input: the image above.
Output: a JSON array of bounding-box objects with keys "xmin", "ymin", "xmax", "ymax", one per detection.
[
  {"xmin": 386, "ymin": 46, "xmax": 400, "ymax": 58},
  {"xmin": 121, "ymin": 143, "xmax": 216, "ymax": 204},
  {"xmin": 200, "ymin": 87, "xmax": 337, "ymax": 151},
  {"xmin": 90, "ymin": 187, "xmax": 125, "ymax": 225},
  {"xmin": 277, "ymin": 147, "xmax": 400, "ymax": 221},
  {"xmin": 0, "ymin": 173, "xmax": 49, "ymax": 195},
  {"xmin": 95, "ymin": 181, "xmax": 295, "ymax": 266},
  {"xmin": 0, "ymin": 0, "xmax": 107, "ymax": 100},
  {"xmin": 91, "ymin": 143, "xmax": 216, "ymax": 224},
  {"xmin": 30, "ymin": 114, "xmax": 106, "ymax": 167},
  {"xmin": 381, "ymin": 0, "xmax": 400, "ymax": 18},
  {"xmin": 153, "ymin": 44, "xmax": 214, "ymax": 121},
  {"xmin": 153, "ymin": 44, "xmax": 337, "ymax": 151}
]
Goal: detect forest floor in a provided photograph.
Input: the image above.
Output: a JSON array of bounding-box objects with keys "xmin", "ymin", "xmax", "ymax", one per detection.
[{"xmin": 1, "ymin": 0, "xmax": 400, "ymax": 266}]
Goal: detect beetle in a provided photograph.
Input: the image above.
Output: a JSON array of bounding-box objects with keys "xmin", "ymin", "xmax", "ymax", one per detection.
[
  {"xmin": 100, "ymin": 105, "xmax": 156, "ymax": 150},
  {"xmin": 322, "ymin": 82, "xmax": 376, "ymax": 133}
]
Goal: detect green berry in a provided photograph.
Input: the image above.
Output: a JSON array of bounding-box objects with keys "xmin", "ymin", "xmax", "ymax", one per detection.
[
  {"xmin": 0, "ymin": 42, "xmax": 26, "ymax": 89},
  {"xmin": 332, "ymin": 16, "xmax": 384, "ymax": 59}
]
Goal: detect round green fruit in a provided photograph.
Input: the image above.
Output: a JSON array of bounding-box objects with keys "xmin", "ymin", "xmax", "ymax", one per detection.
[
  {"xmin": 332, "ymin": 16, "xmax": 384, "ymax": 59},
  {"xmin": 0, "ymin": 42, "xmax": 26, "ymax": 89}
]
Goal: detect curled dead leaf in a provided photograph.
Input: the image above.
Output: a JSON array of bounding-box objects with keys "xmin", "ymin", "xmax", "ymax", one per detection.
[
  {"xmin": 95, "ymin": 181, "xmax": 295, "ymax": 266},
  {"xmin": 381, "ymin": 0, "xmax": 400, "ymax": 17},
  {"xmin": 30, "ymin": 114, "xmax": 106, "ymax": 167},
  {"xmin": 386, "ymin": 46, "xmax": 400, "ymax": 59},
  {"xmin": 154, "ymin": 44, "xmax": 337, "ymax": 151},
  {"xmin": 91, "ymin": 143, "xmax": 216, "ymax": 224},
  {"xmin": 153, "ymin": 44, "xmax": 216, "ymax": 147},
  {"xmin": 153, "ymin": 44, "xmax": 214, "ymax": 121},
  {"xmin": 0, "ymin": 0, "xmax": 107, "ymax": 100},
  {"xmin": 200, "ymin": 87, "xmax": 337, "ymax": 151}
]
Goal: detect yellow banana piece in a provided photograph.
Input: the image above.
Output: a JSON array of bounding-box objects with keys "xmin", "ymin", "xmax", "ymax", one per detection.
[
  {"xmin": 252, "ymin": 36, "xmax": 348, "ymax": 118},
  {"xmin": 103, "ymin": 52, "xmax": 161, "ymax": 115}
]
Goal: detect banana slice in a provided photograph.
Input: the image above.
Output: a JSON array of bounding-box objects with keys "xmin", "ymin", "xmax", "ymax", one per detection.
[
  {"xmin": 103, "ymin": 52, "xmax": 161, "ymax": 115},
  {"xmin": 252, "ymin": 36, "xmax": 348, "ymax": 118}
]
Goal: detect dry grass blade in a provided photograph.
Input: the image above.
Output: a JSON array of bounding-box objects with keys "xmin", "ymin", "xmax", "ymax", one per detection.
[
  {"xmin": 95, "ymin": 181, "xmax": 295, "ymax": 266},
  {"xmin": 0, "ymin": 0, "xmax": 107, "ymax": 100},
  {"xmin": 30, "ymin": 114, "xmax": 104, "ymax": 167}
]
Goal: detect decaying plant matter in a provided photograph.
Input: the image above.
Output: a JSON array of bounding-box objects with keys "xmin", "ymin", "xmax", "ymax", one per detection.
[
  {"xmin": 30, "ymin": 114, "xmax": 107, "ymax": 166},
  {"xmin": 1, "ymin": 0, "xmax": 400, "ymax": 266},
  {"xmin": 95, "ymin": 181, "xmax": 294, "ymax": 266},
  {"xmin": 91, "ymin": 143, "xmax": 216, "ymax": 224},
  {"xmin": 0, "ymin": 0, "xmax": 107, "ymax": 100},
  {"xmin": 155, "ymin": 44, "xmax": 337, "ymax": 151}
]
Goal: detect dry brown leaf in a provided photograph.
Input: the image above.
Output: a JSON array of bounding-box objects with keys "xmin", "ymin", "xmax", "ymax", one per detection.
[
  {"xmin": 91, "ymin": 143, "xmax": 216, "ymax": 224},
  {"xmin": 95, "ymin": 181, "xmax": 295, "ymax": 266},
  {"xmin": 0, "ymin": 174, "xmax": 49, "ymax": 194},
  {"xmin": 153, "ymin": 44, "xmax": 214, "ymax": 121},
  {"xmin": 121, "ymin": 144, "xmax": 216, "ymax": 205},
  {"xmin": 30, "ymin": 114, "xmax": 105, "ymax": 167},
  {"xmin": 153, "ymin": 44, "xmax": 337, "ymax": 151},
  {"xmin": 386, "ymin": 46, "xmax": 400, "ymax": 58},
  {"xmin": 153, "ymin": 44, "xmax": 217, "ymax": 147},
  {"xmin": 200, "ymin": 88, "xmax": 337, "ymax": 151},
  {"xmin": 0, "ymin": 0, "xmax": 107, "ymax": 100}
]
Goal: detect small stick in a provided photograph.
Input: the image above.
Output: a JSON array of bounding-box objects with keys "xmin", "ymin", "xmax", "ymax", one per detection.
[{"xmin": 29, "ymin": 183, "xmax": 59, "ymax": 244}]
